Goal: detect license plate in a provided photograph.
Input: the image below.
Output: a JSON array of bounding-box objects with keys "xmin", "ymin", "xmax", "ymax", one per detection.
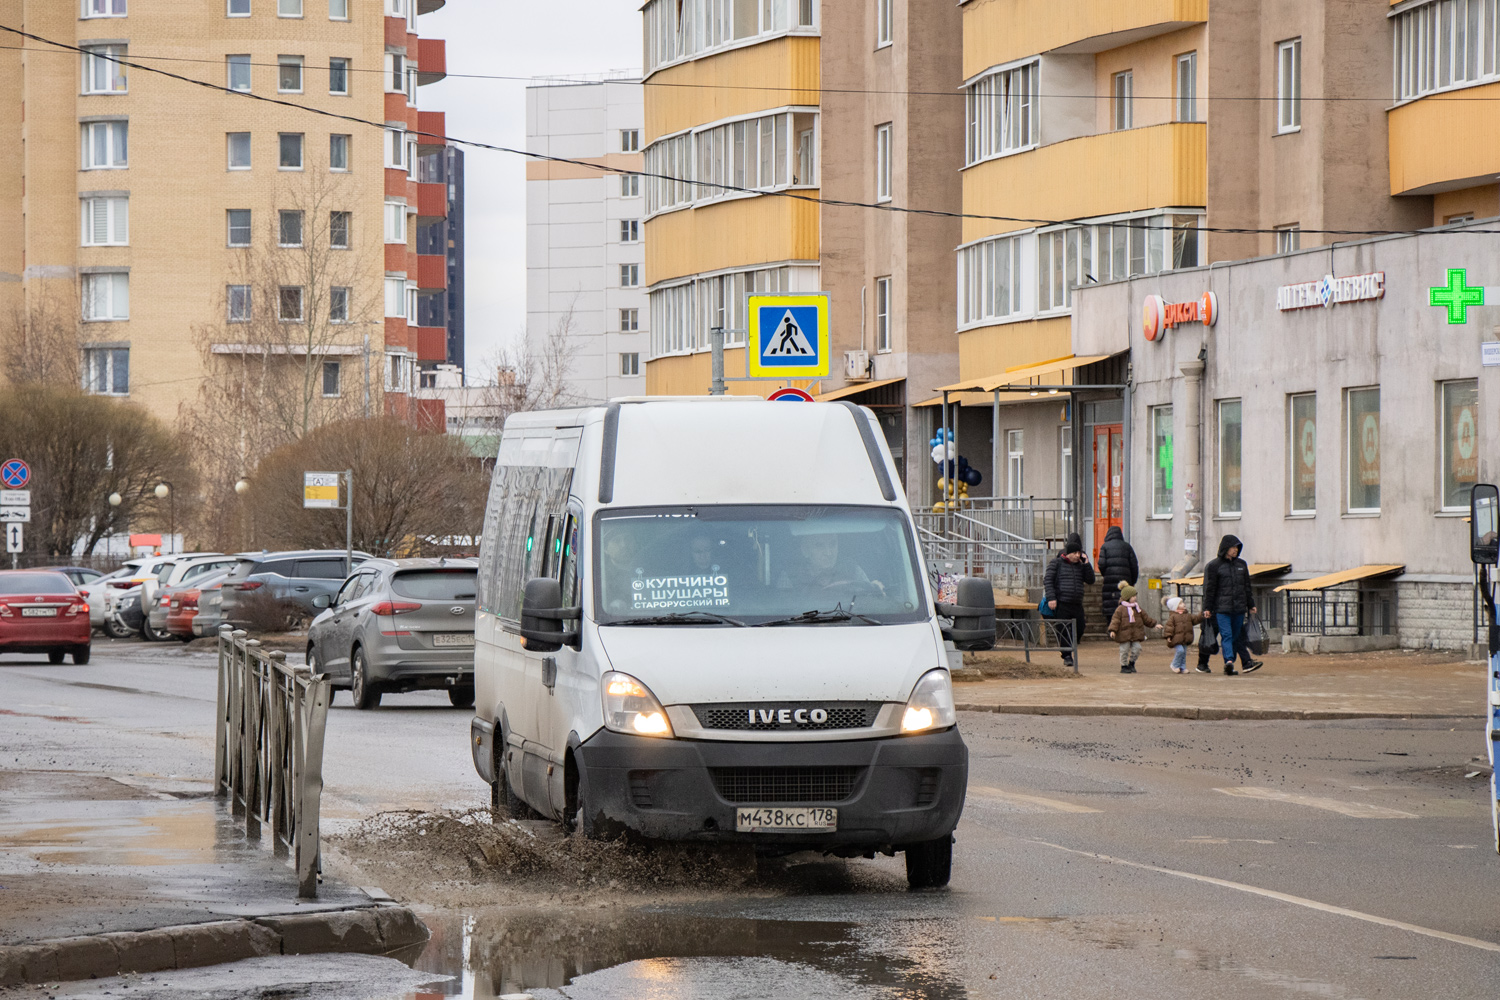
[
  {"xmin": 432, "ymin": 632, "xmax": 475, "ymax": 647},
  {"xmin": 735, "ymin": 806, "xmax": 838, "ymax": 833},
  {"xmin": 21, "ymin": 607, "xmax": 57, "ymax": 617}
]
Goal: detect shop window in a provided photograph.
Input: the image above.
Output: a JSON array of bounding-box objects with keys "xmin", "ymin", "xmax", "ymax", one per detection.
[
  {"xmin": 1346, "ymin": 387, "xmax": 1380, "ymax": 513},
  {"xmin": 1289, "ymin": 393, "xmax": 1316, "ymax": 514},
  {"xmin": 1441, "ymin": 380, "xmax": 1479, "ymax": 511},
  {"xmin": 1151, "ymin": 405, "xmax": 1173, "ymax": 517},
  {"xmin": 1006, "ymin": 429, "xmax": 1024, "ymax": 495},
  {"xmin": 1218, "ymin": 399, "xmax": 1242, "ymax": 516}
]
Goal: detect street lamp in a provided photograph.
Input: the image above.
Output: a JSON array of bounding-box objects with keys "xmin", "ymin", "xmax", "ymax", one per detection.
[
  {"xmin": 234, "ymin": 478, "xmax": 250, "ymax": 495},
  {"xmin": 108, "ymin": 492, "xmax": 121, "ymax": 507},
  {"xmin": 154, "ymin": 482, "xmax": 174, "ymax": 554}
]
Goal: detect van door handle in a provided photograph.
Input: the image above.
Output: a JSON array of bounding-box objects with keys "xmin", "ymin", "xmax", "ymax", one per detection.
[{"xmin": 294, "ymin": 586, "xmax": 310, "ymax": 592}]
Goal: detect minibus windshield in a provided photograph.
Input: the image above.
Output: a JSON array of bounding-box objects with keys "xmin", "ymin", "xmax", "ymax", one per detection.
[{"xmin": 594, "ymin": 505, "xmax": 927, "ymax": 625}]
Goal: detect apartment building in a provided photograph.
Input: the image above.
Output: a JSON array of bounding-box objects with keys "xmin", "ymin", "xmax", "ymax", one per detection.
[
  {"xmin": 0, "ymin": 0, "xmax": 458, "ymax": 427},
  {"xmin": 525, "ymin": 78, "xmax": 648, "ymax": 404},
  {"xmin": 638, "ymin": 0, "xmax": 965, "ymax": 493}
]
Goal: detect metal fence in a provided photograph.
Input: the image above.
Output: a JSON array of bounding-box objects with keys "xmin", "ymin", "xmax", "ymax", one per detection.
[
  {"xmin": 1285, "ymin": 585, "xmax": 1397, "ymax": 637},
  {"xmin": 214, "ymin": 626, "xmax": 331, "ymax": 898},
  {"xmin": 914, "ymin": 497, "xmax": 1070, "ymax": 590},
  {"xmin": 993, "ymin": 617, "xmax": 1078, "ymax": 670}
]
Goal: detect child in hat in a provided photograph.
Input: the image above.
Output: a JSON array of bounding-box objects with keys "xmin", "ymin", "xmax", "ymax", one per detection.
[
  {"xmin": 1162, "ymin": 596, "xmax": 1196, "ymax": 674},
  {"xmin": 1107, "ymin": 581, "xmax": 1158, "ymax": 674}
]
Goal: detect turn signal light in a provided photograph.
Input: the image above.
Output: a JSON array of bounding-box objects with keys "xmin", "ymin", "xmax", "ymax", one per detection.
[
  {"xmin": 66, "ymin": 602, "xmax": 88, "ymax": 616},
  {"xmin": 370, "ymin": 601, "xmax": 421, "ymax": 616}
]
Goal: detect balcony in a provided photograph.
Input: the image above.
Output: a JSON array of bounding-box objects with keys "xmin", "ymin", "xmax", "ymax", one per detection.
[
  {"xmin": 1389, "ymin": 82, "xmax": 1500, "ymax": 195},
  {"xmin": 414, "ymin": 326, "xmax": 447, "ymax": 363},
  {"xmin": 645, "ymin": 192, "xmax": 819, "ymax": 285},
  {"xmin": 963, "ymin": 0, "xmax": 1206, "ymax": 79},
  {"xmin": 417, "ymin": 182, "xmax": 447, "ymax": 218},
  {"xmin": 417, "ymin": 110, "xmax": 446, "ymax": 149},
  {"xmin": 960, "ymin": 122, "xmax": 1206, "ymax": 244},
  {"xmin": 417, "ymin": 37, "xmax": 446, "ymax": 85},
  {"xmin": 385, "ymin": 168, "xmax": 410, "ymax": 198},
  {"xmin": 417, "ymin": 254, "xmax": 447, "ymax": 290},
  {"xmin": 384, "ymin": 16, "xmax": 407, "ymax": 48},
  {"xmin": 385, "ymin": 244, "xmax": 410, "ymax": 273},
  {"xmin": 646, "ymin": 35, "xmax": 819, "ymax": 142},
  {"xmin": 384, "ymin": 92, "xmax": 408, "ymax": 122},
  {"xmin": 417, "ymin": 0, "xmax": 445, "ymax": 12}
]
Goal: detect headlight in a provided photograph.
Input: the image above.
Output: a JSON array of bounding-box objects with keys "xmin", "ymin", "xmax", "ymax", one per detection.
[
  {"xmin": 601, "ymin": 671, "xmax": 674, "ymax": 738},
  {"xmin": 901, "ymin": 669, "xmax": 956, "ymax": 734}
]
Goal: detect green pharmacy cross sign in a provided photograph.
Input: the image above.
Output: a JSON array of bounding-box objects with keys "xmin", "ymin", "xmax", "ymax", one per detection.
[{"xmin": 1430, "ymin": 268, "xmax": 1485, "ymax": 324}]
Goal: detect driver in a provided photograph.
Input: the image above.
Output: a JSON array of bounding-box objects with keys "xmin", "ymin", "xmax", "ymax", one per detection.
[
  {"xmin": 601, "ymin": 529, "xmax": 641, "ymax": 613},
  {"xmin": 779, "ymin": 532, "xmax": 885, "ymax": 596}
]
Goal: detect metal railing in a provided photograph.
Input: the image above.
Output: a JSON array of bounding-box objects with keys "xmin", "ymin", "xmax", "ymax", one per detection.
[
  {"xmin": 993, "ymin": 617, "xmax": 1078, "ymax": 670},
  {"xmin": 954, "ymin": 496, "xmax": 1076, "ymax": 544},
  {"xmin": 1285, "ymin": 586, "xmax": 1397, "ymax": 637},
  {"xmin": 914, "ymin": 503, "xmax": 1060, "ymax": 590},
  {"xmin": 214, "ymin": 625, "xmax": 331, "ymax": 898}
]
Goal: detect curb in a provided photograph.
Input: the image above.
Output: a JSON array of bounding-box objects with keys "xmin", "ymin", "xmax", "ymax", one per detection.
[
  {"xmin": 956, "ymin": 703, "xmax": 1484, "ymax": 721},
  {"xmin": 0, "ymin": 904, "xmax": 428, "ymax": 987}
]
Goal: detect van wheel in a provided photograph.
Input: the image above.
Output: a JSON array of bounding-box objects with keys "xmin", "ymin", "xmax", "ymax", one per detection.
[
  {"xmin": 350, "ymin": 647, "xmax": 381, "ymax": 709},
  {"xmin": 448, "ymin": 685, "xmax": 475, "ymax": 709},
  {"xmin": 72, "ymin": 645, "xmax": 91, "ymax": 665},
  {"xmin": 48, "ymin": 649, "xmax": 65, "ymax": 665},
  {"xmin": 491, "ymin": 743, "xmax": 537, "ymax": 821},
  {"xmin": 905, "ymin": 835, "xmax": 953, "ymax": 889}
]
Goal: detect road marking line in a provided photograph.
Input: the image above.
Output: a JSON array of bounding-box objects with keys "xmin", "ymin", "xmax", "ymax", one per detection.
[
  {"xmin": 969, "ymin": 786, "xmax": 1102, "ymax": 814},
  {"xmin": 1214, "ymin": 786, "xmax": 1418, "ymax": 819},
  {"xmin": 1032, "ymin": 840, "xmax": 1500, "ymax": 954}
]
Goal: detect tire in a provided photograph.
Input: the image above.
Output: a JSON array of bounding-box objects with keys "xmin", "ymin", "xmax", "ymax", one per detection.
[
  {"xmin": 47, "ymin": 649, "xmax": 65, "ymax": 665},
  {"xmin": 490, "ymin": 736, "xmax": 537, "ymax": 821},
  {"xmin": 305, "ymin": 645, "xmax": 320, "ymax": 672},
  {"xmin": 72, "ymin": 645, "xmax": 91, "ymax": 665},
  {"xmin": 905, "ymin": 835, "xmax": 954, "ymax": 889},
  {"xmin": 448, "ymin": 685, "xmax": 475, "ymax": 709},
  {"xmin": 141, "ymin": 619, "xmax": 170, "ymax": 642},
  {"xmin": 349, "ymin": 646, "xmax": 381, "ymax": 710},
  {"xmin": 103, "ymin": 618, "xmax": 132, "ymax": 639}
]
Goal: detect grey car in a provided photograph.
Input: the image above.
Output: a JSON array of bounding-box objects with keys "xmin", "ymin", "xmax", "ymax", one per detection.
[
  {"xmin": 306, "ymin": 558, "xmax": 477, "ymax": 710},
  {"xmin": 144, "ymin": 555, "xmax": 241, "ymax": 641},
  {"xmin": 220, "ymin": 549, "xmax": 373, "ymax": 627}
]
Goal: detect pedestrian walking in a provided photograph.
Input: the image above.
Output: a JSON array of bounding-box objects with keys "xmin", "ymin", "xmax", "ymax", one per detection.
[
  {"xmin": 1107, "ymin": 582, "xmax": 1158, "ymax": 673},
  {"xmin": 1201, "ymin": 533, "xmax": 1264, "ymax": 675},
  {"xmin": 1162, "ymin": 596, "xmax": 1196, "ymax": 674},
  {"xmin": 1044, "ymin": 532, "xmax": 1094, "ymax": 669},
  {"xmin": 1098, "ymin": 525, "xmax": 1139, "ymax": 624}
]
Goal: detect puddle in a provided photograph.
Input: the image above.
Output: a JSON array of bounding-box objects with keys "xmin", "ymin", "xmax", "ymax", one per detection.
[
  {"xmin": 0, "ymin": 798, "xmax": 244, "ymax": 865},
  {"xmin": 403, "ymin": 908, "xmax": 968, "ymax": 999}
]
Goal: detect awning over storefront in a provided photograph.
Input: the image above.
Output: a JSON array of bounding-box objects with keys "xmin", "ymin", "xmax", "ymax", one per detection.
[
  {"xmin": 913, "ymin": 391, "xmax": 1037, "ymax": 407},
  {"xmin": 934, "ymin": 354, "xmax": 1112, "ymax": 394},
  {"xmin": 815, "ymin": 377, "xmax": 904, "ymax": 402},
  {"xmin": 1275, "ymin": 565, "xmax": 1405, "ymax": 592},
  {"xmin": 1168, "ymin": 563, "xmax": 1293, "ymax": 587}
]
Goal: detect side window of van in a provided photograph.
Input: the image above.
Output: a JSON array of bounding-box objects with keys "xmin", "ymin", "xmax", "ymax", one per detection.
[{"xmin": 558, "ymin": 513, "xmax": 581, "ymax": 608}]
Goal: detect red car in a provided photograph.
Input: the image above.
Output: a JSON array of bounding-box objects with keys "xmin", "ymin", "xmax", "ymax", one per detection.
[
  {"xmin": 165, "ymin": 587, "xmax": 203, "ymax": 640},
  {"xmin": 0, "ymin": 570, "xmax": 92, "ymax": 664}
]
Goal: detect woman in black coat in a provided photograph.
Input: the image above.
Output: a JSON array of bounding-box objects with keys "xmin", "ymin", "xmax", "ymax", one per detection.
[{"xmin": 1098, "ymin": 525, "xmax": 1139, "ymax": 622}]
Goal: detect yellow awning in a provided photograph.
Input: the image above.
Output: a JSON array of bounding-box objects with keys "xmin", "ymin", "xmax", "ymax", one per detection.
[
  {"xmin": 1168, "ymin": 563, "xmax": 1293, "ymax": 587},
  {"xmin": 934, "ymin": 354, "xmax": 1111, "ymax": 394},
  {"xmin": 815, "ymin": 377, "xmax": 904, "ymax": 402},
  {"xmin": 913, "ymin": 392, "xmax": 1007, "ymax": 408},
  {"xmin": 1276, "ymin": 565, "xmax": 1405, "ymax": 592}
]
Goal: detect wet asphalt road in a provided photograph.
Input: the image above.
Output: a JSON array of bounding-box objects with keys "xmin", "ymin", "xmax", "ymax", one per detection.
[{"xmin": 1, "ymin": 642, "xmax": 1496, "ymax": 998}]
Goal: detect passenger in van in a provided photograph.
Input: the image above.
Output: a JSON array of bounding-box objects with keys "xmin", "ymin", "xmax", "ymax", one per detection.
[
  {"xmin": 779, "ymin": 532, "xmax": 885, "ymax": 597},
  {"xmin": 601, "ymin": 529, "xmax": 642, "ymax": 613},
  {"xmin": 688, "ymin": 535, "xmax": 722, "ymax": 574}
]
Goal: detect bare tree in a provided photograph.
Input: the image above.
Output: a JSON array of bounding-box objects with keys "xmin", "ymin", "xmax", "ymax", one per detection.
[
  {"xmin": 0, "ymin": 283, "xmax": 83, "ymax": 388},
  {"xmin": 441, "ymin": 305, "xmax": 584, "ymax": 442}
]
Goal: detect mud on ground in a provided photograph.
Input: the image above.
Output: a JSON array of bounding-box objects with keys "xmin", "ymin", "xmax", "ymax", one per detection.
[{"xmin": 954, "ymin": 650, "xmax": 1080, "ymax": 681}]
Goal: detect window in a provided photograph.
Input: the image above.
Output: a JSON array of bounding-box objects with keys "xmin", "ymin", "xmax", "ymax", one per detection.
[
  {"xmin": 228, "ymin": 284, "xmax": 252, "ymax": 321},
  {"xmin": 1289, "ymin": 393, "xmax": 1316, "ymax": 514},
  {"xmin": 964, "ymin": 61, "xmax": 1038, "ymax": 164},
  {"xmin": 82, "ymin": 45, "xmax": 127, "ymax": 94},
  {"xmin": 385, "ymin": 128, "xmax": 407, "ymax": 169},
  {"xmin": 875, "ymin": 123, "xmax": 893, "ymax": 202},
  {"xmin": 385, "ymin": 53, "xmax": 404, "ymax": 93},
  {"xmin": 82, "ymin": 273, "xmax": 129, "ymax": 321},
  {"xmin": 1276, "ymin": 225, "xmax": 1301, "ymax": 253},
  {"xmin": 643, "ymin": 0, "xmax": 818, "ymax": 73},
  {"xmin": 83, "ymin": 348, "xmax": 129, "ymax": 395},
  {"xmin": 279, "ymin": 132, "xmax": 303, "ymax": 169},
  {"xmin": 1442, "ymin": 380, "xmax": 1479, "ymax": 510},
  {"xmin": 406, "ymin": 283, "xmax": 418, "ymax": 323},
  {"xmin": 227, "ymin": 54, "xmax": 251, "ymax": 92},
  {"xmin": 1059, "ymin": 427, "xmax": 1073, "ymax": 500},
  {"xmin": 322, "ymin": 361, "xmax": 341, "ymax": 396},
  {"xmin": 621, "ymin": 173, "xmax": 640, "ymax": 197},
  {"xmin": 1176, "ymin": 52, "xmax": 1198, "ymax": 122},
  {"xmin": 386, "ymin": 0, "xmax": 405, "ymax": 15},
  {"xmin": 621, "ymin": 263, "xmax": 640, "ymax": 287},
  {"xmin": 228, "ymin": 0, "xmax": 250, "ymax": 14},
  {"xmin": 621, "ymin": 129, "xmax": 640, "ymax": 152},
  {"xmin": 329, "ymin": 286, "xmax": 350, "ymax": 323},
  {"xmin": 620, "ymin": 308, "xmax": 639, "ymax": 332},
  {"xmin": 83, "ymin": 0, "xmax": 127, "ymax": 16},
  {"xmin": 386, "ymin": 352, "xmax": 412, "ymax": 392},
  {"xmin": 620, "ymin": 219, "xmax": 640, "ymax": 243},
  {"xmin": 1277, "ymin": 38, "xmax": 1301, "ymax": 132},
  {"xmin": 330, "ymin": 133, "xmax": 350, "ymax": 171},
  {"xmin": 278, "ymin": 56, "xmax": 303, "ymax": 93},
  {"xmin": 329, "ymin": 58, "xmax": 349, "ymax": 95},
  {"xmin": 1394, "ymin": 0, "xmax": 1500, "ymax": 101},
  {"xmin": 960, "ymin": 235, "xmax": 1022, "ymax": 324},
  {"xmin": 621, "ymin": 353, "xmax": 640, "ymax": 376},
  {"xmin": 278, "ymin": 0, "xmax": 302, "ymax": 15},
  {"xmin": 1007, "ymin": 430, "xmax": 1025, "ymax": 494},
  {"xmin": 876, "ymin": 0, "xmax": 893, "ymax": 46},
  {"xmin": 227, "ymin": 131, "xmax": 251, "ymax": 169},
  {"xmin": 227, "ymin": 209, "xmax": 251, "ymax": 246},
  {"xmin": 1447, "ymin": 212, "xmax": 1477, "ymax": 225},
  {"xmin": 384, "ymin": 200, "xmax": 407, "ymax": 243},
  {"xmin": 81, "ymin": 196, "xmax": 128, "ymax": 246},
  {"xmin": 644, "ymin": 110, "xmax": 815, "ymax": 214},
  {"xmin": 385, "ymin": 277, "xmax": 405, "ymax": 318},
  {"xmin": 405, "ymin": 134, "xmax": 418, "ymax": 180},
  {"xmin": 278, "ymin": 210, "xmax": 303, "ymax": 247},
  {"xmin": 1347, "ymin": 387, "xmax": 1380, "ymax": 512},
  {"xmin": 330, "ymin": 211, "xmax": 350, "ymax": 248},
  {"xmin": 82, "ymin": 121, "xmax": 128, "ymax": 169},
  {"xmin": 1151, "ymin": 405, "xmax": 1173, "ymax": 516},
  {"xmin": 406, "ymin": 65, "xmax": 418, "ymax": 106},
  {"xmin": 875, "ymin": 276, "xmax": 892, "ymax": 352},
  {"xmin": 1218, "ymin": 399, "xmax": 1242, "ymax": 516},
  {"xmin": 1037, "ymin": 228, "xmax": 1089, "ymax": 313},
  {"xmin": 329, "ymin": 0, "xmax": 348, "ymax": 18},
  {"xmin": 278, "ymin": 286, "xmax": 304, "ymax": 321},
  {"xmin": 1112, "ymin": 71, "xmax": 1134, "ymax": 130}
]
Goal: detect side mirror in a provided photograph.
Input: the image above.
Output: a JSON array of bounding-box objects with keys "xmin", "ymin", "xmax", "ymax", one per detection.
[
  {"xmin": 1474, "ymin": 484, "xmax": 1500, "ymax": 566},
  {"xmin": 312, "ymin": 594, "xmax": 331, "ymax": 609},
  {"xmin": 937, "ymin": 576, "xmax": 997, "ymax": 652},
  {"xmin": 515, "ymin": 577, "xmax": 582, "ymax": 652}
]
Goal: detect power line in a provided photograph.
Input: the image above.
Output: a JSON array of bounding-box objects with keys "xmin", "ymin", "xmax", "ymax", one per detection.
[{"xmin": 1, "ymin": 23, "xmax": 1494, "ymax": 240}]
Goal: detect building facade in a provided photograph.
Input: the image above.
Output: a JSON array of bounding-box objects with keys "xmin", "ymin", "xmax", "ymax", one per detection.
[
  {"xmin": 0, "ymin": 0, "xmax": 456, "ymax": 426},
  {"xmin": 525, "ymin": 78, "xmax": 647, "ymax": 404}
]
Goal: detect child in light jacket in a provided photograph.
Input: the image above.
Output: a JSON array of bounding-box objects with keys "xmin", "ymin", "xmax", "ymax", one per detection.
[
  {"xmin": 1107, "ymin": 582, "xmax": 1158, "ymax": 674},
  {"xmin": 1162, "ymin": 596, "xmax": 1196, "ymax": 674}
]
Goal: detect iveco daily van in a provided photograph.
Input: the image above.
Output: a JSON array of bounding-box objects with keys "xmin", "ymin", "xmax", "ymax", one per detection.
[{"xmin": 468, "ymin": 398, "xmax": 995, "ymax": 888}]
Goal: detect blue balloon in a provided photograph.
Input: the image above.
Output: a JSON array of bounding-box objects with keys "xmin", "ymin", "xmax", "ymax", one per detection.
[{"xmin": 964, "ymin": 468, "xmax": 983, "ymax": 487}]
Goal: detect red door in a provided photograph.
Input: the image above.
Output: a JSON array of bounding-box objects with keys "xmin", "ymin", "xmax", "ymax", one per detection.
[{"xmin": 1093, "ymin": 424, "xmax": 1124, "ymax": 562}]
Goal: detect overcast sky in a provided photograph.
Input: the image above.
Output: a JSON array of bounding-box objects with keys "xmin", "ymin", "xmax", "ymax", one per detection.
[{"xmin": 420, "ymin": 1, "xmax": 641, "ymax": 376}]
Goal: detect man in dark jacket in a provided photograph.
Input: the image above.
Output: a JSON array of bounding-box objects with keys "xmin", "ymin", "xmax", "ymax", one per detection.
[
  {"xmin": 1044, "ymin": 532, "xmax": 1095, "ymax": 668},
  {"xmin": 1201, "ymin": 533, "xmax": 1262, "ymax": 675},
  {"xmin": 1097, "ymin": 526, "xmax": 1139, "ymax": 622}
]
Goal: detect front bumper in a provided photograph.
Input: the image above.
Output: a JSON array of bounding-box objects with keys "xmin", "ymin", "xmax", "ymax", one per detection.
[{"xmin": 575, "ymin": 727, "xmax": 967, "ymax": 849}]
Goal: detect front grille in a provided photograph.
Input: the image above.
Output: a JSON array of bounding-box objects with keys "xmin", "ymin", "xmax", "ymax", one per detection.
[
  {"xmin": 709, "ymin": 766, "xmax": 863, "ymax": 804},
  {"xmin": 692, "ymin": 702, "xmax": 879, "ymax": 732}
]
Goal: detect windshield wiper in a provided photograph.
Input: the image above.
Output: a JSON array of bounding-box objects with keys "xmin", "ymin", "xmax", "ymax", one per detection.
[
  {"xmin": 754, "ymin": 608, "xmax": 881, "ymax": 627},
  {"xmin": 609, "ymin": 611, "xmax": 747, "ymax": 627}
]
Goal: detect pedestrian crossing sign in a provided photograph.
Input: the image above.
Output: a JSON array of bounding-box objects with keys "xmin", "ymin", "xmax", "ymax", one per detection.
[{"xmin": 748, "ymin": 293, "xmax": 830, "ymax": 378}]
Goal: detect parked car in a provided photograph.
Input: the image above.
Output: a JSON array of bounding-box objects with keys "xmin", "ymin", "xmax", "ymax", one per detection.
[
  {"xmin": 99, "ymin": 556, "xmax": 179, "ymax": 639},
  {"xmin": 86, "ymin": 565, "xmax": 137, "ymax": 631},
  {"xmin": 143, "ymin": 555, "xmax": 240, "ymax": 641},
  {"xmin": 37, "ymin": 566, "xmax": 105, "ymax": 589},
  {"xmin": 0, "ymin": 570, "xmax": 92, "ymax": 664},
  {"xmin": 164, "ymin": 570, "xmax": 232, "ymax": 641},
  {"xmin": 191, "ymin": 581, "xmax": 229, "ymax": 639},
  {"xmin": 306, "ymin": 558, "xmax": 477, "ymax": 709},
  {"xmin": 220, "ymin": 550, "xmax": 373, "ymax": 628}
]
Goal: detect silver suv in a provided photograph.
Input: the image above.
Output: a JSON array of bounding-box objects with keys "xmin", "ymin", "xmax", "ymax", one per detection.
[{"xmin": 306, "ymin": 558, "xmax": 477, "ymax": 710}]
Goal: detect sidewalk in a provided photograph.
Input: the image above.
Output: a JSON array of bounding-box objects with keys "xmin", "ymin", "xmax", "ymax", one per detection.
[
  {"xmin": 954, "ymin": 642, "xmax": 1486, "ymax": 720},
  {"xmin": 0, "ymin": 769, "xmax": 427, "ymax": 986}
]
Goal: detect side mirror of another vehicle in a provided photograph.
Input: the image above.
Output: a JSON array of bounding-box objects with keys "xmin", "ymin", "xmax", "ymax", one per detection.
[
  {"xmin": 937, "ymin": 576, "xmax": 997, "ymax": 652},
  {"xmin": 515, "ymin": 576, "xmax": 582, "ymax": 653},
  {"xmin": 312, "ymin": 594, "xmax": 331, "ymax": 609},
  {"xmin": 1472, "ymin": 483, "xmax": 1499, "ymax": 566}
]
